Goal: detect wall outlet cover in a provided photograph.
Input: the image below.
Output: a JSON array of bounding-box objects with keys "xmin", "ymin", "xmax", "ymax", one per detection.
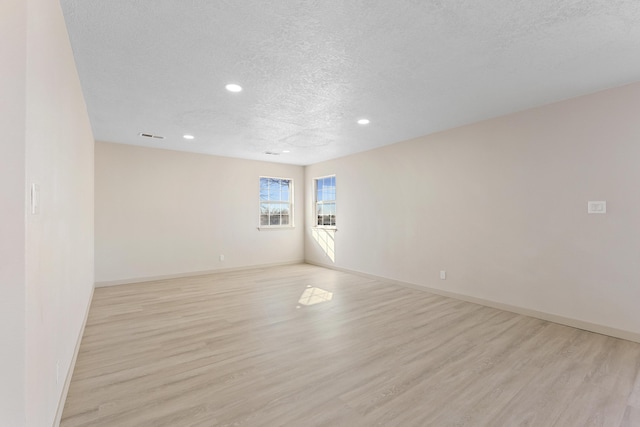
[{"xmin": 587, "ymin": 201, "xmax": 606, "ymax": 214}]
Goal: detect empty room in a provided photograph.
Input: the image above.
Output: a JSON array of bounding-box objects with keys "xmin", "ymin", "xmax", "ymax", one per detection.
[{"xmin": 2, "ymin": 0, "xmax": 640, "ymax": 426}]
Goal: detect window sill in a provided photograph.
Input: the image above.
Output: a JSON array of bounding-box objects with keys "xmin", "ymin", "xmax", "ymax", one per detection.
[
  {"xmin": 257, "ymin": 226, "xmax": 296, "ymax": 231},
  {"xmin": 312, "ymin": 226, "xmax": 337, "ymax": 231}
]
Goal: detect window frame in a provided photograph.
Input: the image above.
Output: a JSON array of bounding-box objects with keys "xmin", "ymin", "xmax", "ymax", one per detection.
[
  {"xmin": 313, "ymin": 174, "xmax": 336, "ymax": 229},
  {"xmin": 258, "ymin": 176, "xmax": 294, "ymax": 229}
]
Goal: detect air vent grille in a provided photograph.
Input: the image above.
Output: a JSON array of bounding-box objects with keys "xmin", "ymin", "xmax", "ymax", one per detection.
[{"xmin": 138, "ymin": 132, "xmax": 165, "ymax": 140}]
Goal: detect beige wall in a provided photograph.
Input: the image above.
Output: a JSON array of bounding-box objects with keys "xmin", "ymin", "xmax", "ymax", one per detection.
[
  {"xmin": 95, "ymin": 142, "xmax": 305, "ymax": 284},
  {"xmin": 305, "ymin": 82, "xmax": 640, "ymax": 337},
  {"xmin": 25, "ymin": 0, "xmax": 95, "ymax": 424},
  {"xmin": 0, "ymin": 0, "xmax": 95, "ymax": 425},
  {"xmin": 0, "ymin": 0, "xmax": 27, "ymax": 424}
]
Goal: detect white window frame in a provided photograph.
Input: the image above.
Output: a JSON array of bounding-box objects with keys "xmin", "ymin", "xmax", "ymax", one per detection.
[
  {"xmin": 259, "ymin": 176, "xmax": 294, "ymax": 229},
  {"xmin": 313, "ymin": 174, "xmax": 336, "ymax": 229}
]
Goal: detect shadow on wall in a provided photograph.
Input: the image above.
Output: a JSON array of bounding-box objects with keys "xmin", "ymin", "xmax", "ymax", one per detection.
[{"xmin": 311, "ymin": 228, "xmax": 335, "ymax": 263}]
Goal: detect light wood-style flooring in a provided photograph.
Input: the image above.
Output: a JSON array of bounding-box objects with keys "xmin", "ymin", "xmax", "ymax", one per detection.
[{"xmin": 62, "ymin": 264, "xmax": 640, "ymax": 426}]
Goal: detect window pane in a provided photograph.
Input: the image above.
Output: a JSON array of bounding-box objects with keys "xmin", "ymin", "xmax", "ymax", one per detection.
[
  {"xmin": 260, "ymin": 178, "xmax": 269, "ymax": 201},
  {"xmin": 281, "ymin": 215, "xmax": 289, "ymax": 225},
  {"xmin": 327, "ymin": 177, "xmax": 335, "ymax": 201},
  {"xmin": 269, "ymin": 179, "xmax": 281, "ymax": 201},
  {"xmin": 269, "ymin": 203, "xmax": 286, "ymax": 215},
  {"xmin": 324, "ymin": 203, "xmax": 336, "ymax": 215},
  {"xmin": 269, "ymin": 214, "xmax": 280, "ymax": 225},
  {"xmin": 260, "ymin": 203, "xmax": 269, "ymax": 215},
  {"xmin": 316, "ymin": 179, "xmax": 323, "ymax": 201},
  {"xmin": 323, "ymin": 177, "xmax": 331, "ymax": 201},
  {"xmin": 281, "ymin": 180, "xmax": 290, "ymax": 202},
  {"xmin": 260, "ymin": 214, "xmax": 269, "ymax": 226},
  {"xmin": 316, "ymin": 202, "xmax": 335, "ymax": 227}
]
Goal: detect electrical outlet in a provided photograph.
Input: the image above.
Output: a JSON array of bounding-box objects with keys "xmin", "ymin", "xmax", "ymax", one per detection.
[
  {"xmin": 440, "ymin": 270, "xmax": 446, "ymax": 280},
  {"xmin": 219, "ymin": 254, "xmax": 225, "ymax": 261},
  {"xmin": 587, "ymin": 201, "xmax": 606, "ymax": 214}
]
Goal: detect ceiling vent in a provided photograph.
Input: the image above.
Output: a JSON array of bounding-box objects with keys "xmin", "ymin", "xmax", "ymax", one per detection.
[
  {"xmin": 264, "ymin": 151, "xmax": 280, "ymax": 156},
  {"xmin": 138, "ymin": 132, "xmax": 165, "ymax": 140}
]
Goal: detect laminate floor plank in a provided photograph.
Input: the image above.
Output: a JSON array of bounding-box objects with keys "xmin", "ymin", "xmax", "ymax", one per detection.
[
  {"xmin": 61, "ymin": 264, "xmax": 640, "ymax": 426},
  {"xmin": 621, "ymin": 406, "xmax": 640, "ymax": 427}
]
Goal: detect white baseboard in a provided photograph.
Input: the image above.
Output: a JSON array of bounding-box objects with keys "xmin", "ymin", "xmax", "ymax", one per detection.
[
  {"xmin": 94, "ymin": 260, "xmax": 306, "ymax": 288},
  {"xmin": 305, "ymin": 260, "xmax": 640, "ymax": 344},
  {"xmin": 53, "ymin": 286, "xmax": 94, "ymax": 427}
]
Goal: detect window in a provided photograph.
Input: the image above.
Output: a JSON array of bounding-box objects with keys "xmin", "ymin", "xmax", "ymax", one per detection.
[
  {"xmin": 314, "ymin": 175, "xmax": 336, "ymax": 227},
  {"xmin": 259, "ymin": 177, "xmax": 293, "ymax": 227}
]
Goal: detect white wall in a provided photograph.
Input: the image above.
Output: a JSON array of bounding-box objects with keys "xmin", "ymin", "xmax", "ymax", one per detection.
[
  {"xmin": 0, "ymin": 0, "xmax": 27, "ymax": 424},
  {"xmin": 95, "ymin": 142, "xmax": 304, "ymax": 284},
  {"xmin": 1, "ymin": 0, "xmax": 95, "ymax": 425},
  {"xmin": 305, "ymin": 82, "xmax": 640, "ymax": 338}
]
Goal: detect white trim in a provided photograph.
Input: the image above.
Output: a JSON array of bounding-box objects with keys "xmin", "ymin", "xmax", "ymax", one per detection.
[
  {"xmin": 313, "ymin": 173, "xmax": 336, "ymax": 181},
  {"xmin": 304, "ymin": 260, "xmax": 640, "ymax": 344},
  {"xmin": 94, "ymin": 260, "xmax": 305, "ymax": 288},
  {"xmin": 53, "ymin": 286, "xmax": 94, "ymax": 426}
]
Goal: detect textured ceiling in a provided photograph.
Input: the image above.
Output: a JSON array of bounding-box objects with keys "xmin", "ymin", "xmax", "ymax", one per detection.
[{"xmin": 61, "ymin": 0, "xmax": 640, "ymax": 165}]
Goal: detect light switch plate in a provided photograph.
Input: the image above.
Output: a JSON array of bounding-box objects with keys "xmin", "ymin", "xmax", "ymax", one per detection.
[
  {"xmin": 30, "ymin": 183, "xmax": 40, "ymax": 215},
  {"xmin": 587, "ymin": 201, "xmax": 606, "ymax": 214}
]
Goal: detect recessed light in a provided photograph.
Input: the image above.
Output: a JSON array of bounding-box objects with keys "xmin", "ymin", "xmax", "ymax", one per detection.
[
  {"xmin": 357, "ymin": 119, "xmax": 370, "ymax": 125},
  {"xmin": 225, "ymin": 83, "xmax": 242, "ymax": 92},
  {"xmin": 183, "ymin": 134, "xmax": 195, "ymax": 140},
  {"xmin": 282, "ymin": 150, "xmax": 291, "ymax": 153}
]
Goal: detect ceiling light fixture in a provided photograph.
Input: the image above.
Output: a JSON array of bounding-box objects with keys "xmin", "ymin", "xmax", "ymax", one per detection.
[
  {"xmin": 357, "ymin": 119, "xmax": 370, "ymax": 125},
  {"xmin": 225, "ymin": 83, "xmax": 242, "ymax": 92},
  {"xmin": 282, "ymin": 150, "xmax": 291, "ymax": 153},
  {"xmin": 183, "ymin": 134, "xmax": 195, "ymax": 140}
]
